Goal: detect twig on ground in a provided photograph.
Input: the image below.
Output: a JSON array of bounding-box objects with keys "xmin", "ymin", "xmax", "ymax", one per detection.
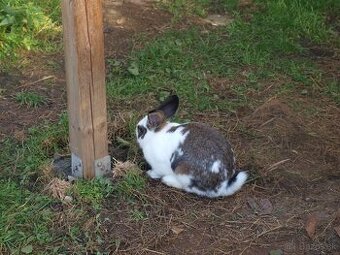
[
  {"xmin": 17, "ymin": 75, "xmax": 55, "ymax": 88},
  {"xmin": 266, "ymin": 158, "xmax": 291, "ymax": 172},
  {"xmin": 142, "ymin": 248, "xmax": 166, "ymax": 254},
  {"xmin": 260, "ymin": 117, "xmax": 276, "ymax": 128}
]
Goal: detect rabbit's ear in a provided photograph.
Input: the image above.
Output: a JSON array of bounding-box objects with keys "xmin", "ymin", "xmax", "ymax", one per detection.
[
  {"xmin": 147, "ymin": 111, "xmax": 166, "ymax": 129},
  {"xmin": 156, "ymin": 95, "xmax": 179, "ymax": 119}
]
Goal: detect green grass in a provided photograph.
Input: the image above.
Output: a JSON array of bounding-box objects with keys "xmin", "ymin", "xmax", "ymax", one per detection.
[
  {"xmin": 0, "ymin": 113, "xmax": 69, "ymax": 181},
  {"xmin": 15, "ymin": 91, "xmax": 46, "ymax": 107},
  {"xmin": 107, "ymin": 28, "xmax": 243, "ymax": 111},
  {"xmin": 107, "ymin": 0, "xmax": 339, "ymax": 107},
  {"xmin": 158, "ymin": 0, "xmax": 242, "ymax": 19},
  {"xmin": 72, "ymin": 178, "xmax": 114, "ymax": 209},
  {"xmin": 113, "ymin": 168, "xmax": 146, "ymax": 200},
  {"xmin": 0, "ymin": 0, "xmax": 61, "ymax": 69},
  {"xmin": 158, "ymin": 0, "xmax": 210, "ymax": 19},
  {"xmin": 0, "ymin": 179, "xmax": 54, "ymax": 254},
  {"xmin": 129, "ymin": 208, "xmax": 148, "ymax": 222}
]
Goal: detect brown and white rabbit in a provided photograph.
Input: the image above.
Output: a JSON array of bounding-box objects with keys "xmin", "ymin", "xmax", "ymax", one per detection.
[{"xmin": 136, "ymin": 95, "xmax": 247, "ymax": 198}]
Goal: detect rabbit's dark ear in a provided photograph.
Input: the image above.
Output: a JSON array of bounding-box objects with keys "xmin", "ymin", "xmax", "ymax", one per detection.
[
  {"xmin": 147, "ymin": 111, "xmax": 166, "ymax": 129},
  {"xmin": 156, "ymin": 95, "xmax": 179, "ymax": 119}
]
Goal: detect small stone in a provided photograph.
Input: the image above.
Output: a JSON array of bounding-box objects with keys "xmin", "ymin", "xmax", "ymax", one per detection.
[
  {"xmin": 203, "ymin": 14, "xmax": 233, "ymax": 26},
  {"xmin": 171, "ymin": 226, "xmax": 184, "ymax": 235},
  {"xmin": 52, "ymin": 155, "xmax": 72, "ymax": 179},
  {"xmin": 63, "ymin": 196, "xmax": 73, "ymax": 203},
  {"xmin": 67, "ymin": 175, "xmax": 76, "ymax": 182},
  {"xmin": 301, "ymin": 89, "xmax": 308, "ymax": 95}
]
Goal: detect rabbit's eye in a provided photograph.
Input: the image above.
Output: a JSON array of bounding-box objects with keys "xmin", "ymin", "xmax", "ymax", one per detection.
[{"xmin": 137, "ymin": 125, "xmax": 147, "ymax": 139}]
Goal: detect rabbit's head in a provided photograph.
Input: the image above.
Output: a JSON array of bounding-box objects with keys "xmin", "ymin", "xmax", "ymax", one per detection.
[{"xmin": 136, "ymin": 95, "xmax": 179, "ymax": 145}]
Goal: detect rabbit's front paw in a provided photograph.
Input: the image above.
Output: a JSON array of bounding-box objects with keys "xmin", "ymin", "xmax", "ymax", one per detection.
[
  {"xmin": 161, "ymin": 175, "xmax": 183, "ymax": 189},
  {"xmin": 146, "ymin": 170, "xmax": 162, "ymax": 179}
]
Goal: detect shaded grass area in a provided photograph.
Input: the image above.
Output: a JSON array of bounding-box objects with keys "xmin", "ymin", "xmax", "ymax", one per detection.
[
  {"xmin": 0, "ymin": 0, "xmax": 61, "ymax": 69},
  {"xmin": 0, "ymin": 0, "xmax": 339, "ymax": 253},
  {"xmin": 0, "ymin": 113, "xmax": 68, "ymax": 181},
  {"xmin": 107, "ymin": 0, "xmax": 339, "ymax": 111}
]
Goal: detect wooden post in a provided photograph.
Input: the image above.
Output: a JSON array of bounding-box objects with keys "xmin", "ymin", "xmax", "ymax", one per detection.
[{"xmin": 62, "ymin": 0, "xmax": 110, "ymax": 178}]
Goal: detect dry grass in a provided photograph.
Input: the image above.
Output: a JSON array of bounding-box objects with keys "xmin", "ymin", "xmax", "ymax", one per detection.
[
  {"xmin": 112, "ymin": 159, "xmax": 140, "ymax": 178},
  {"xmin": 44, "ymin": 177, "xmax": 71, "ymax": 200}
]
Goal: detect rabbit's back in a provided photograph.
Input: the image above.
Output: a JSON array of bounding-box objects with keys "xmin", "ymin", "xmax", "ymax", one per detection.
[{"xmin": 170, "ymin": 123, "xmax": 236, "ymax": 191}]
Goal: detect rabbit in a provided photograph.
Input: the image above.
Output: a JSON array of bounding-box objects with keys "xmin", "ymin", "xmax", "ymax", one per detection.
[{"xmin": 136, "ymin": 95, "xmax": 247, "ymax": 198}]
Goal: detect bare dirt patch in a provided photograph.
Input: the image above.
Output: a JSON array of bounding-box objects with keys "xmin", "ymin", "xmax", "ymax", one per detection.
[
  {"xmin": 243, "ymin": 97, "xmax": 340, "ymax": 177},
  {"xmin": 0, "ymin": 61, "xmax": 66, "ymax": 141},
  {"xmin": 103, "ymin": 0, "xmax": 173, "ymax": 59}
]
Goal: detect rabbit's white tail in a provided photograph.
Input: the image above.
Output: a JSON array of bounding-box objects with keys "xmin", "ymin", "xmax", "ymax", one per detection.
[{"xmin": 225, "ymin": 171, "xmax": 248, "ymax": 196}]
